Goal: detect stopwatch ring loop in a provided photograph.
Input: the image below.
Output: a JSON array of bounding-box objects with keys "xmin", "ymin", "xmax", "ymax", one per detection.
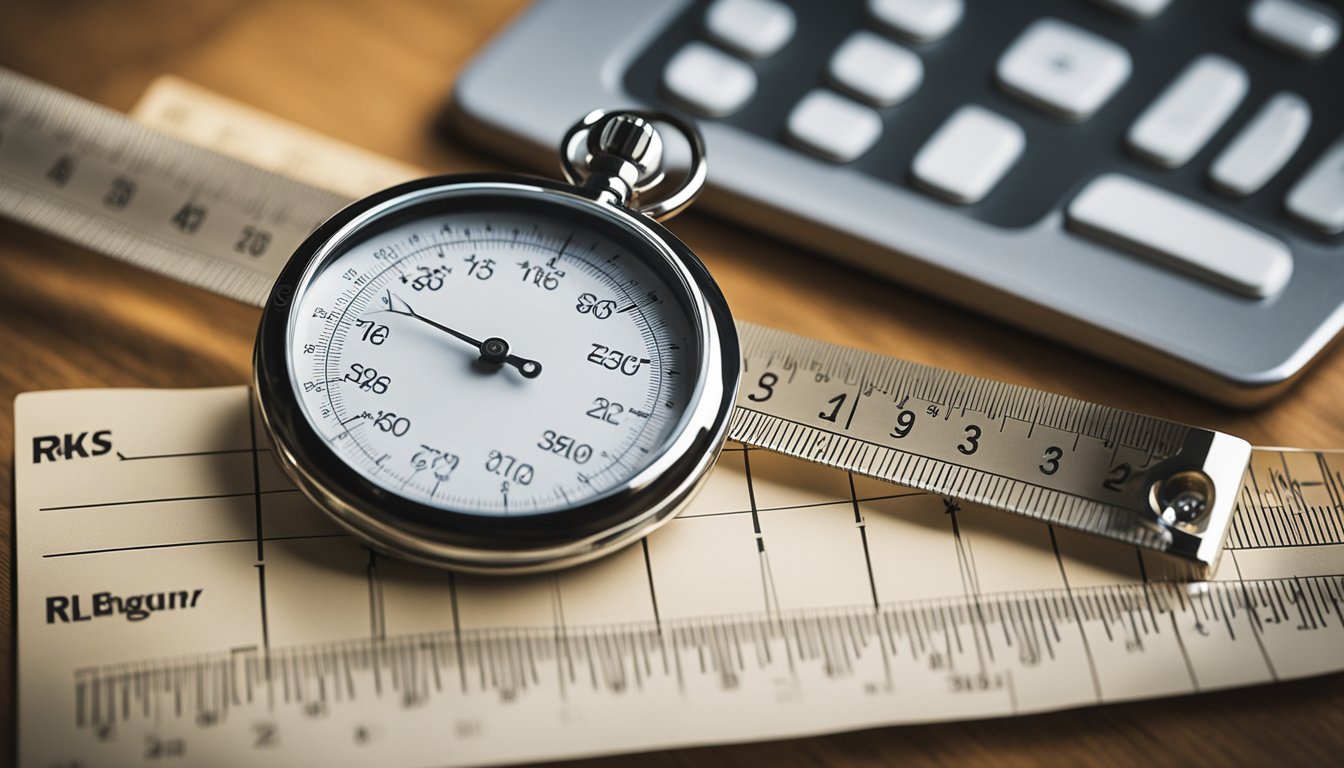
[{"xmin": 560, "ymin": 109, "xmax": 707, "ymax": 222}]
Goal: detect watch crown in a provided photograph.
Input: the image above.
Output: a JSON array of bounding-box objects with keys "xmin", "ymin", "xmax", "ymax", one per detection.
[
  {"xmin": 590, "ymin": 114, "xmax": 663, "ymax": 176},
  {"xmin": 560, "ymin": 109, "xmax": 706, "ymax": 220},
  {"xmin": 581, "ymin": 114, "xmax": 665, "ymax": 207}
]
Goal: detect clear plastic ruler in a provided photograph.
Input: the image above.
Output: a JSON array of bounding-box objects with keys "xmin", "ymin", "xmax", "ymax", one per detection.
[{"xmin": 4, "ymin": 71, "xmax": 1344, "ymax": 766}]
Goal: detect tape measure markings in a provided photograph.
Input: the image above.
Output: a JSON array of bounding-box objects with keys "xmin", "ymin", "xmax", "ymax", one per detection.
[{"xmin": 732, "ymin": 323, "xmax": 1250, "ymax": 563}]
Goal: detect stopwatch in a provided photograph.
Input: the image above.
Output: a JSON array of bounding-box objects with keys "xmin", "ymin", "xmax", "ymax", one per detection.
[{"xmin": 254, "ymin": 110, "xmax": 739, "ymax": 573}]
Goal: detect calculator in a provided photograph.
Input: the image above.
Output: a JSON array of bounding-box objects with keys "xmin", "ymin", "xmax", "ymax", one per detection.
[{"xmin": 451, "ymin": 0, "xmax": 1344, "ymax": 404}]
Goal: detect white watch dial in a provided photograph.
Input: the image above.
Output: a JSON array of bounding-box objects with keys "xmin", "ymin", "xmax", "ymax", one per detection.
[{"xmin": 287, "ymin": 204, "xmax": 698, "ymax": 516}]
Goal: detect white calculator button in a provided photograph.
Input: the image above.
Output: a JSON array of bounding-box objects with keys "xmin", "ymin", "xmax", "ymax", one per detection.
[
  {"xmin": 1248, "ymin": 0, "xmax": 1341, "ymax": 59},
  {"xmin": 996, "ymin": 18, "xmax": 1131, "ymax": 121},
  {"xmin": 1210, "ymin": 92, "xmax": 1312, "ymax": 197},
  {"xmin": 1068, "ymin": 174, "xmax": 1292, "ymax": 298},
  {"xmin": 911, "ymin": 106, "xmax": 1024, "ymax": 204},
  {"xmin": 786, "ymin": 90, "xmax": 883, "ymax": 162},
  {"xmin": 662, "ymin": 42, "xmax": 757, "ymax": 117},
  {"xmin": 1286, "ymin": 139, "xmax": 1344, "ymax": 234},
  {"xmin": 829, "ymin": 31, "xmax": 923, "ymax": 106},
  {"xmin": 705, "ymin": 0, "xmax": 797, "ymax": 59},
  {"xmin": 868, "ymin": 0, "xmax": 964, "ymax": 42},
  {"xmin": 1087, "ymin": 0, "xmax": 1174, "ymax": 20},
  {"xmin": 1126, "ymin": 55, "xmax": 1248, "ymax": 169}
]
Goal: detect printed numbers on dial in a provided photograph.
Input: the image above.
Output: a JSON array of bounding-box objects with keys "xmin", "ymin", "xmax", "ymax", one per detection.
[
  {"xmin": 538, "ymin": 430, "xmax": 593, "ymax": 464},
  {"xmin": 486, "ymin": 450, "xmax": 534, "ymax": 485},
  {"xmin": 370, "ymin": 411, "xmax": 410, "ymax": 436},
  {"xmin": 411, "ymin": 445, "xmax": 460, "ymax": 481},
  {"xmin": 518, "ymin": 259, "xmax": 564, "ymax": 290},
  {"xmin": 588, "ymin": 344, "xmax": 648, "ymax": 376},
  {"xmin": 402, "ymin": 265, "xmax": 448, "ymax": 292},
  {"xmin": 355, "ymin": 320, "xmax": 390, "ymax": 345},
  {"xmin": 344, "ymin": 363, "xmax": 390, "ymax": 394},
  {"xmin": 576, "ymin": 292, "xmax": 616, "ymax": 319},
  {"xmin": 463, "ymin": 254, "xmax": 495, "ymax": 280},
  {"xmin": 586, "ymin": 397, "xmax": 624, "ymax": 425}
]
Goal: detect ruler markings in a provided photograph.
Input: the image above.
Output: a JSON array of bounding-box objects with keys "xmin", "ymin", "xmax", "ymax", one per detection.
[
  {"xmin": 1049, "ymin": 525, "xmax": 1103, "ymax": 701},
  {"xmin": 248, "ymin": 390, "xmax": 266, "ymax": 562},
  {"xmin": 1231, "ymin": 551, "xmax": 1279, "ymax": 680},
  {"xmin": 38, "ymin": 487, "xmax": 301, "ymax": 513},
  {"xmin": 43, "ymin": 532, "xmax": 350, "ymax": 559}
]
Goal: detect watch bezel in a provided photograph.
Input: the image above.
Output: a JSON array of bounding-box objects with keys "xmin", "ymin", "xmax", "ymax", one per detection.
[{"xmin": 254, "ymin": 174, "xmax": 738, "ymax": 573}]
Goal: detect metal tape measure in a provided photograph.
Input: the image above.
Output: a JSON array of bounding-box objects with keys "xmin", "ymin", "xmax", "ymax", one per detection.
[{"xmin": 0, "ymin": 68, "xmax": 1252, "ymax": 573}]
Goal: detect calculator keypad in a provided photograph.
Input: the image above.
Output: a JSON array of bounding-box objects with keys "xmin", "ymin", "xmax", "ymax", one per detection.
[
  {"xmin": 912, "ymin": 106, "xmax": 1025, "ymax": 203},
  {"xmin": 705, "ymin": 0, "xmax": 797, "ymax": 58},
  {"xmin": 995, "ymin": 18, "xmax": 1131, "ymax": 121},
  {"xmin": 635, "ymin": 0, "xmax": 1343, "ymax": 298},
  {"xmin": 1247, "ymin": 0, "xmax": 1341, "ymax": 59},
  {"xmin": 1209, "ymin": 92, "xmax": 1312, "ymax": 197},
  {"xmin": 1067, "ymin": 174, "xmax": 1293, "ymax": 298},
  {"xmin": 1287, "ymin": 139, "xmax": 1344, "ymax": 234},
  {"xmin": 787, "ymin": 89, "xmax": 884, "ymax": 162},
  {"xmin": 868, "ymin": 0, "xmax": 965, "ymax": 42},
  {"xmin": 828, "ymin": 31, "xmax": 923, "ymax": 106},
  {"xmin": 1126, "ymin": 55, "xmax": 1249, "ymax": 169},
  {"xmin": 662, "ymin": 41, "xmax": 758, "ymax": 116},
  {"xmin": 1087, "ymin": 0, "xmax": 1173, "ymax": 20}
]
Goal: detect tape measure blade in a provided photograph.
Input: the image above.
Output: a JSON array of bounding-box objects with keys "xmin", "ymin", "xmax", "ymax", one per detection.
[
  {"xmin": 730, "ymin": 321, "xmax": 1251, "ymax": 567},
  {"xmin": 0, "ymin": 67, "xmax": 350, "ymax": 307}
]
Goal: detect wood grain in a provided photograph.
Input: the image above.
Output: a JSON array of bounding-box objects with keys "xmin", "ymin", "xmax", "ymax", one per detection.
[{"xmin": 1, "ymin": 1, "xmax": 1340, "ymax": 765}]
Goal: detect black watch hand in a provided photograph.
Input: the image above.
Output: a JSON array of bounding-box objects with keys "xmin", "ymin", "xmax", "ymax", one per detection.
[{"xmin": 382, "ymin": 292, "xmax": 542, "ymax": 378}]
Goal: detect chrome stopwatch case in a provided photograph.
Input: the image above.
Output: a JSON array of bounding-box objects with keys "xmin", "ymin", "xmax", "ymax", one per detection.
[{"xmin": 254, "ymin": 110, "xmax": 739, "ymax": 573}]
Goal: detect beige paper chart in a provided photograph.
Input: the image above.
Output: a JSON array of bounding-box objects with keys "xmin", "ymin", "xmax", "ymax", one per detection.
[{"xmin": 14, "ymin": 386, "xmax": 1344, "ymax": 767}]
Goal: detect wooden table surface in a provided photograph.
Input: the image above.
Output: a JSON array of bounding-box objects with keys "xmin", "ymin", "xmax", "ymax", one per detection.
[{"xmin": 2, "ymin": 1, "xmax": 1341, "ymax": 765}]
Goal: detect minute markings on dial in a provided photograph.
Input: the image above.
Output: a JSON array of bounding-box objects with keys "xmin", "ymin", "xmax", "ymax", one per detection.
[{"xmin": 296, "ymin": 212, "xmax": 693, "ymax": 515}]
